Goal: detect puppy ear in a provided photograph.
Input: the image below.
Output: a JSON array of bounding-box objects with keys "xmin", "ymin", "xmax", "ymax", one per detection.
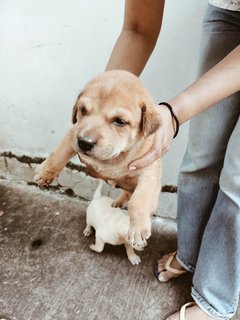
[
  {"xmin": 72, "ymin": 92, "xmax": 82, "ymax": 124},
  {"xmin": 141, "ymin": 103, "xmax": 161, "ymax": 137},
  {"xmin": 72, "ymin": 102, "xmax": 78, "ymax": 124}
]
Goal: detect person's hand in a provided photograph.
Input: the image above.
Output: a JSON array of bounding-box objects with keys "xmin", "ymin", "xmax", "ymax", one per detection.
[{"xmin": 128, "ymin": 105, "xmax": 176, "ymax": 170}]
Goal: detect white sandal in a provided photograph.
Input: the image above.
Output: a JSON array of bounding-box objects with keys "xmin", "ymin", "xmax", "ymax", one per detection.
[{"xmin": 180, "ymin": 302, "xmax": 196, "ymax": 320}]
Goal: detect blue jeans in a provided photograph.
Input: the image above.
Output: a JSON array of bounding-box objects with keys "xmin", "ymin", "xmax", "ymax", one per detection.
[{"xmin": 176, "ymin": 4, "xmax": 240, "ymax": 320}]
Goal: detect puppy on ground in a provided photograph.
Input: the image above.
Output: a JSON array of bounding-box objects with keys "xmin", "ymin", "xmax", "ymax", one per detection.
[
  {"xmin": 83, "ymin": 179, "xmax": 143, "ymax": 265},
  {"xmin": 35, "ymin": 70, "xmax": 162, "ymax": 248}
]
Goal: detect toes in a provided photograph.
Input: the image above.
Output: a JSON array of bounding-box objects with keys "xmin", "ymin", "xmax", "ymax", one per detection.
[
  {"xmin": 128, "ymin": 237, "xmax": 146, "ymax": 248},
  {"xmin": 157, "ymin": 253, "xmax": 172, "ymax": 272},
  {"xmin": 112, "ymin": 201, "xmax": 121, "ymax": 208},
  {"xmin": 158, "ymin": 270, "xmax": 174, "ymax": 283},
  {"xmin": 154, "ymin": 252, "xmax": 186, "ymax": 283},
  {"xmin": 127, "ymin": 230, "xmax": 147, "ymax": 248}
]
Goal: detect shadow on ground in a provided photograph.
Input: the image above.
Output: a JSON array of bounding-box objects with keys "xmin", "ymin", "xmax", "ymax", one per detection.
[{"xmin": 0, "ymin": 179, "xmax": 238, "ymax": 320}]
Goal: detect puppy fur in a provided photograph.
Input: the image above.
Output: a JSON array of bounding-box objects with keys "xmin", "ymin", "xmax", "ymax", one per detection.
[
  {"xmin": 35, "ymin": 70, "xmax": 162, "ymax": 247},
  {"xmin": 83, "ymin": 179, "xmax": 142, "ymax": 265}
]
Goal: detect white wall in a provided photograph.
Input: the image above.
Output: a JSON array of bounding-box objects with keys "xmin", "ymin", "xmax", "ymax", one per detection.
[{"xmin": 0, "ymin": 0, "xmax": 207, "ymax": 185}]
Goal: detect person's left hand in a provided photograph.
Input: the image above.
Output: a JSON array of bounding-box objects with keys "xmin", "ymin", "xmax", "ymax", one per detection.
[{"xmin": 128, "ymin": 105, "xmax": 176, "ymax": 171}]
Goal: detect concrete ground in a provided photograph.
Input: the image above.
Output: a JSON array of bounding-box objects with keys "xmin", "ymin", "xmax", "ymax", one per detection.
[{"xmin": 0, "ymin": 179, "xmax": 239, "ymax": 320}]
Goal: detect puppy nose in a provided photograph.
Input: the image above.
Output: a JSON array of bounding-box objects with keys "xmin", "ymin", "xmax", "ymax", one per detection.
[{"xmin": 78, "ymin": 136, "xmax": 96, "ymax": 152}]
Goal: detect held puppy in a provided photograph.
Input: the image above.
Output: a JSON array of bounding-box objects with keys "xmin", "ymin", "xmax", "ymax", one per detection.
[
  {"xmin": 83, "ymin": 179, "xmax": 143, "ymax": 265},
  {"xmin": 35, "ymin": 70, "xmax": 162, "ymax": 248}
]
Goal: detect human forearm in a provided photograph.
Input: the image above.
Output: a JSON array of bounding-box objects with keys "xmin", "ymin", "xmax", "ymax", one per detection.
[
  {"xmin": 129, "ymin": 45, "xmax": 240, "ymax": 170},
  {"xmin": 170, "ymin": 45, "xmax": 240, "ymax": 124},
  {"xmin": 106, "ymin": 30, "xmax": 158, "ymax": 75},
  {"xmin": 106, "ymin": 0, "xmax": 165, "ymax": 76}
]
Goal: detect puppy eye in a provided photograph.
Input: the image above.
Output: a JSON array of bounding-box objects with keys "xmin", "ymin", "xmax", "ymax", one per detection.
[
  {"xmin": 80, "ymin": 106, "xmax": 87, "ymax": 116},
  {"xmin": 113, "ymin": 117, "xmax": 128, "ymax": 127}
]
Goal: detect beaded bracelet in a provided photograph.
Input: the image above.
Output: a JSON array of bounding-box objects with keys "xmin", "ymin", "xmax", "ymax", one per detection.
[{"xmin": 158, "ymin": 102, "xmax": 180, "ymax": 139}]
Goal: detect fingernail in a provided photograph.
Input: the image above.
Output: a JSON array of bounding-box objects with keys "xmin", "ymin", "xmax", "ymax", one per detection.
[{"xmin": 129, "ymin": 166, "xmax": 137, "ymax": 171}]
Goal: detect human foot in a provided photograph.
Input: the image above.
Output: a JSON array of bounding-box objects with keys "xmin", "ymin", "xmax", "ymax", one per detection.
[
  {"xmin": 166, "ymin": 302, "xmax": 214, "ymax": 320},
  {"xmin": 153, "ymin": 251, "xmax": 187, "ymax": 282}
]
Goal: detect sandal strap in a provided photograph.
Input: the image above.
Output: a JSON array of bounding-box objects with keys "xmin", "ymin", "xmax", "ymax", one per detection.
[
  {"xmin": 180, "ymin": 302, "xmax": 196, "ymax": 320},
  {"xmin": 165, "ymin": 251, "xmax": 187, "ymax": 275}
]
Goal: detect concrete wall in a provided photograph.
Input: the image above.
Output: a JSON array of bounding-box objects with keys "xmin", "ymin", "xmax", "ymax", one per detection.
[{"xmin": 0, "ymin": 0, "xmax": 207, "ymax": 187}]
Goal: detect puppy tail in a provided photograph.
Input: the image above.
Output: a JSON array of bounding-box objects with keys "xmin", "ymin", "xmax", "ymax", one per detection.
[{"xmin": 93, "ymin": 179, "xmax": 104, "ymax": 199}]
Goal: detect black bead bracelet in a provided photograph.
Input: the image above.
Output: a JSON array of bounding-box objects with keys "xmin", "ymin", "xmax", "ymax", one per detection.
[{"xmin": 158, "ymin": 102, "xmax": 180, "ymax": 139}]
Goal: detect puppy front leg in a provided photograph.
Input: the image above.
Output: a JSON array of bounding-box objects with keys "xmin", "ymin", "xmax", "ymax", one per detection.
[
  {"xmin": 112, "ymin": 190, "xmax": 131, "ymax": 208},
  {"xmin": 127, "ymin": 177, "xmax": 161, "ymax": 247},
  {"xmin": 128, "ymin": 196, "xmax": 151, "ymax": 248},
  {"xmin": 124, "ymin": 243, "xmax": 141, "ymax": 265},
  {"xmin": 35, "ymin": 127, "xmax": 77, "ymax": 185}
]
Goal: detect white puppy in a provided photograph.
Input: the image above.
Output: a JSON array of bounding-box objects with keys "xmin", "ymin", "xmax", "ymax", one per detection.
[{"xmin": 83, "ymin": 180, "xmax": 143, "ymax": 265}]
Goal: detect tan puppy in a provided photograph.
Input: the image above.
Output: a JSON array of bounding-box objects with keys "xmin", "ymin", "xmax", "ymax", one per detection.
[
  {"xmin": 84, "ymin": 179, "xmax": 142, "ymax": 265},
  {"xmin": 35, "ymin": 70, "xmax": 162, "ymax": 248}
]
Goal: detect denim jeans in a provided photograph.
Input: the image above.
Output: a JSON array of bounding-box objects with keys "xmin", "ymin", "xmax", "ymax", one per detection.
[{"xmin": 176, "ymin": 4, "xmax": 240, "ymax": 320}]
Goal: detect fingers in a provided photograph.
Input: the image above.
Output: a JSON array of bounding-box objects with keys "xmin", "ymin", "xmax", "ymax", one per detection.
[
  {"xmin": 129, "ymin": 147, "xmax": 161, "ymax": 171},
  {"xmin": 129, "ymin": 129, "xmax": 165, "ymax": 170},
  {"xmin": 128, "ymin": 106, "xmax": 175, "ymax": 170}
]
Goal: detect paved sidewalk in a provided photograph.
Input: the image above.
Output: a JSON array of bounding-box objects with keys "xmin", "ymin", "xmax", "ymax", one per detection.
[{"xmin": 0, "ymin": 179, "xmax": 239, "ymax": 320}]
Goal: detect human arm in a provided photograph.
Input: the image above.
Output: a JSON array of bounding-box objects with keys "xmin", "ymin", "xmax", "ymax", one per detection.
[
  {"xmin": 129, "ymin": 44, "xmax": 240, "ymax": 170},
  {"xmin": 106, "ymin": 0, "xmax": 165, "ymax": 75}
]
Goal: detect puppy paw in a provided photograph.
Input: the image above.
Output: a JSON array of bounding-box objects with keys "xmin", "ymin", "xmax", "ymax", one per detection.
[
  {"xmin": 112, "ymin": 191, "xmax": 131, "ymax": 208},
  {"xmin": 34, "ymin": 161, "xmax": 58, "ymax": 186},
  {"xmin": 127, "ymin": 220, "xmax": 151, "ymax": 248},
  {"xmin": 83, "ymin": 225, "xmax": 92, "ymax": 237},
  {"xmin": 89, "ymin": 243, "xmax": 104, "ymax": 253},
  {"xmin": 112, "ymin": 199, "xmax": 122, "ymax": 208},
  {"xmin": 128, "ymin": 254, "xmax": 141, "ymax": 265}
]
